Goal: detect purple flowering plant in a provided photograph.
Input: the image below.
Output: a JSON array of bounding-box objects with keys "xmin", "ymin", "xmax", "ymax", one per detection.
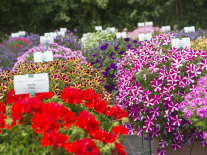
[
  {"xmin": 86, "ymin": 37, "xmax": 142, "ymax": 96},
  {"xmin": 171, "ymin": 28, "xmax": 207, "ymax": 41},
  {"xmin": 115, "ymin": 32, "xmax": 207, "ymax": 155},
  {"xmin": 178, "ymin": 74, "xmax": 207, "ymax": 140},
  {"xmin": 12, "ymin": 43, "xmax": 87, "ymax": 72}
]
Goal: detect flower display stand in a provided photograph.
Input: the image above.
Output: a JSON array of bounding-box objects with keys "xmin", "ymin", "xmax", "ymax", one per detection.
[{"xmin": 153, "ymin": 138, "xmax": 207, "ymax": 155}]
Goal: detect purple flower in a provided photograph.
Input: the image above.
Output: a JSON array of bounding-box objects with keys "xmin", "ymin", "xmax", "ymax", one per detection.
[
  {"xmin": 74, "ymin": 29, "xmax": 78, "ymax": 32},
  {"xmin": 113, "ymin": 36, "xmax": 117, "ymax": 40},
  {"xmin": 126, "ymin": 43, "xmax": 132, "ymax": 49},
  {"xmin": 110, "ymin": 63, "xmax": 116, "ymax": 69},
  {"xmin": 159, "ymin": 140, "xmax": 168, "ymax": 148},
  {"xmin": 124, "ymin": 38, "xmax": 130, "ymax": 42},
  {"xmin": 110, "ymin": 73, "xmax": 115, "ymax": 78},
  {"xmin": 133, "ymin": 40, "xmax": 137, "ymax": 43},
  {"xmin": 100, "ymin": 44, "xmax": 108, "ymax": 51},
  {"xmin": 110, "ymin": 84, "xmax": 115, "ymax": 90},
  {"xmin": 102, "ymin": 72, "xmax": 107, "ymax": 76},
  {"xmin": 105, "ymin": 85, "xmax": 109, "ymax": 89},
  {"xmin": 114, "ymin": 46, "xmax": 118, "ymax": 51},
  {"xmin": 118, "ymin": 51, "xmax": 124, "ymax": 55},
  {"xmin": 124, "ymin": 123, "xmax": 134, "ymax": 135},
  {"xmin": 105, "ymin": 67, "xmax": 111, "ymax": 72},
  {"xmin": 174, "ymin": 131, "xmax": 184, "ymax": 141}
]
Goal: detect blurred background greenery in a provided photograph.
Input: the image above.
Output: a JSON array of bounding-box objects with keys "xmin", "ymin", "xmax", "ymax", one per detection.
[{"xmin": 0, "ymin": 0, "xmax": 207, "ymax": 40}]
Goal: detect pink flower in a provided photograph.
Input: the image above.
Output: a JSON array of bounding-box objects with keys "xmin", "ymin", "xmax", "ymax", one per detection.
[
  {"xmin": 174, "ymin": 131, "xmax": 184, "ymax": 141},
  {"xmin": 171, "ymin": 139, "xmax": 181, "ymax": 150},
  {"xmin": 164, "ymin": 110, "xmax": 171, "ymax": 121},
  {"xmin": 165, "ymin": 122, "xmax": 175, "ymax": 132},
  {"xmin": 156, "ymin": 147, "xmax": 165, "ymax": 155},
  {"xmin": 144, "ymin": 97, "xmax": 154, "ymax": 107},
  {"xmin": 159, "ymin": 139, "xmax": 168, "ymax": 148},
  {"xmin": 137, "ymin": 127, "xmax": 142, "ymax": 137},
  {"xmin": 149, "ymin": 106, "xmax": 159, "ymax": 118},
  {"xmin": 168, "ymin": 102, "xmax": 179, "ymax": 112},
  {"xmin": 151, "ymin": 95, "xmax": 161, "ymax": 105},
  {"xmin": 201, "ymin": 140, "xmax": 207, "ymax": 147},
  {"xmin": 200, "ymin": 60, "xmax": 207, "ymax": 70}
]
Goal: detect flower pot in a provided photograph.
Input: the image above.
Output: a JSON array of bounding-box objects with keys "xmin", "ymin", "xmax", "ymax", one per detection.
[{"xmin": 153, "ymin": 138, "xmax": 207, "ymax": 155}]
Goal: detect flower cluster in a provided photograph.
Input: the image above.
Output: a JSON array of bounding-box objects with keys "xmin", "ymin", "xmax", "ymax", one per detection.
[
  {"xmin": 191, "ymin": 36, "xmax": 207, "ymax": 51},
  {"xmin": 80, "ymin": 29, "xmax": 117, "ymax": 50},
  {"xmin": 12, "ymin": 43, "xmax": 87, "ymax": 71},
  {"xmin": 8, "ymin": 37, "xmax": 30, "ymax": 48},
  {"xmin": 127, "ymin": 26, "xmax": 162, "ymax": 39},
  {"xmin": 86, "ymin": 37, "xmax": 142, "ymax": 95},
  {"xmin": 171, "ymin": 28, "xmax": 207, "ymax": 41},
  {"xmin": 115, "ymin": 32, "xmax": 207, "ymax": 154},
  {"xmin": 178, "ymin": 74, "xmax": 207, "ymax": 140},
  {"xmin": 0, "ymin": 58, "xmax": 111, "ymax": 103},
  {"xmin": 2, "ymin": 87, "xmax": 128, "ymax": 155}
]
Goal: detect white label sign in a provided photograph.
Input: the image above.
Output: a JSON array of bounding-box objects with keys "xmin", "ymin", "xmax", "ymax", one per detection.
[
  {"xmin": 162, "ymin": 26, "xmax": 171, "ymax": 32},
  {"xmin": 60, "ymin": 28, "xmax": 67, "ymax": 32},
  {"xmin": 171, "ymin": 38, "xmax": 191, "ymax": 49},
  {"xmin": 18, "ymin": 31, "xmax": 26, "ymax": 36},
  {"xmin": 57, "ymin": 31, "xmax": 65, "ymax": 37},
  {"xmin": 44, "ymin": 32, "xmax": 57, "ymax": 38},
  {"xmin": 139, "ymin": 33, "xmax": 152, "ymax": 41},
  {"xmin": 138, "ymin": 22, "xmax": 145, "ymax": 27},
  {"xmin": 11, "ymin": 33, "xmax": 20, "ymax": 38},
  {"xmin": 145, "ymin": 21, "xmax": 153, "ymax": 27},
  {"xmin": 95, "ymin": 26, "xmax": 102, "ymax": 31},
  {"xmin": 34, "ymin": 51, "xmax": 53, "ymax": 63},
  {"xmin": 184, "ymin": 26, "xmax": 195, "ymax": 33},
  {"xmin": 14, "ymin": 73, "xmax": 49, "ymax": 95},
  {"xmin": 40, "ymin": 36, "xmax": 54, "ymax": 44},
  {"xmin": 116, "ymin": 32, "xmax": 126, "ymax": 38},
  {"xmin": 108, "ymin": 27, "xmax": 115, "ymax": 32}
]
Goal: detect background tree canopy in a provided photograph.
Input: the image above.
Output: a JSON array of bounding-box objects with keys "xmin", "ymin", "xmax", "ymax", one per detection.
[{"xmin": 0, "ymin": 0, "xmax": 207, "ymax": 38}]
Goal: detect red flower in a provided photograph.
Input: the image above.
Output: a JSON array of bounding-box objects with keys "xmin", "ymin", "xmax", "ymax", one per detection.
[
  {"xmin": 0, "ymin": 102, "xmax": 6, "ymax": 114},
  {"xmin": 71, "ymin": 138, "xmax": 100, "ymax": 155},
  {"xmin": 61, "ymin": 87, "xmax": 83, "ymax": 104},
  {"xmin": 75, "ymin": 111, "xmax": 100, "ymax": 135},
  {"xmin": 112, "ymin": 125, "xmax": 128, "ymax": 136},
  {"xmin": 61, "ymin": 111, "xmax": 76, "ymax": 129},
  {"xmin": 82, "ymin": 89, "xmax": 102, "ymax": 109},
  {"xmin": 40, "ymin": 131, "xmax": 71, "ymax": 149},
  {"xmin": 31, "ymin": 113, "xmax": 60, "ymax": 134},
  {"xmin": 114, "ymin": 142, "xmax": 127, "ymax": 155},
  {"xmin": 92, "ymin": 130, "xmax": 116, "ymax": 144},
  {"xmin": 94, "ymin": 100, "xmax": 107, "ymax": 114},
  {"xmin": 0, "ymin": 114, "xmax": 7, "ymax": 129}
]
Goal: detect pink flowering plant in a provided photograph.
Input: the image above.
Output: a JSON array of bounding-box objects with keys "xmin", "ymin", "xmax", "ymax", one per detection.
[
  {"xmin": 115, "ymin": 32, "xmax": 207, "ymax": 155},
  {"xmin": 178, "ymin": 74, "xmax": 207, "ymax": 141},
  {"xmin": 12, "ymin": 43, "xmax": 87, "ymax": 72}
]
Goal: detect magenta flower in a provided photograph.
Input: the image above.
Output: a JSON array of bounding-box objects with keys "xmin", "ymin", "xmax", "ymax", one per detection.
[
  {"xmin": 165, "ymin": 122, "xmax": 175, "ymax": 132},
  {"xmin": 149, "ymin": 127, "xmax": 159, "ymax": 138},
  {"xmin": 149, "ymin": 106, "xmax": 159, "ymax": 118},
  {"xmin": 141, "ymin": 104, "xmax": 147, "ymax": 114},
  {"xmin": 201, "ymin": 140, "xmax": 207, "ymax": 147},
  {"xmin": 144, "ymin": 97, "xmax": 154, "ymax": 107},
  {"xmin": 143, "ymin": 124, "xmax": 153, "ymax": 132},
  {"xmin": 142, "ymin": 90, "xmax": 151, "ymax": 98},
  {"xmin": 168, "ymin": 102, "xmax": 179, "ymax": 112},
  {"xmin": 159, "ymin": 139, "xmax": 168, "ymax": 148},
  {"xmin": 132, "ymin": 113, "xmax": 140, "ymax": 121},
  {"xmin": 125, "ymin": 123, "xmax": 134, "ymax": 135},
  {"xmin": 151, "ymin": 95, "xmax": 161, "ymax": 105},
  {"xmin": 164, "ymin": 110, "xmax": 171, "ymax": 121},
  {"xmin": 168, "ymin": 74, "xmax": 178, "ymax": 84},
  {"xmin": 192, "ymin": 65, "xmax": 201, "ymax": 76},
  {"xmin": 137, "ymin": 126, "xmax": 142, "ymax": 137},
  {"xmin": 156, "ymin": 147, "xmax": 165, "ymax": 155},
  {"xmin": 171, "ymin": 139, "xmax": 181, "ymax": 150},
  {"xmin": 163, "ymin": 92, "xmax": 173, "ymax": 102},
  {"xmin": 200, "ymin": 60, "xmax": 207, "ymax": 70},
  {"xmin": 174, "ymin": 131, "xmax": 184, "ymax": 141},
  {"xmin": 158, "ymin": 66, "xmax": 167, "ymax": 80},
  {"xmin": 144, "ymin": 116, "xmax": 154, "ymax": 126}
]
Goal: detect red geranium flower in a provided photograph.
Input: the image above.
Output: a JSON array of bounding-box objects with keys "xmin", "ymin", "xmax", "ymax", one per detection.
[
  {"xmin": 112, "ymin": 125, "xmax": 128, "ymax": 136},
  {"xmin": 61, "ymin": 87, "xmax": 83, "ymax": 104}
]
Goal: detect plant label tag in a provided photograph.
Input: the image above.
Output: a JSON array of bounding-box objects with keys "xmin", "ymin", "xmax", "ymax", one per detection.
[
  {"xmin": 60, "ymin": 28, "xmax": 67, "ymax": 32},
  {"xmin": 184, "ymin": 26, "xmax": 195, "ymax": 33},
  {"xmin": 44, "ymin": 33, "xmax": 50, "ymax": 37},
  {"xmin": 34, "ymin": 51, "xmax": 53, "ymax": 63},
  {"xmin": 162, "ymin": 26, "xmax": 171, "ymax": 32},
  {"xmin": 145, "ymin": 21, "xmax": 153, "ymax": 27},
  {"xmin": 57, "ymin": 31, "xmax": 65, "ymax": 37},
  {"xmin": 95, "ymin": 26, "xmax": 102, "ymax": 31},
  {"xmin": 18, "ymin": 31, "xmax": 26, "ymax": 36},
  {"xmin": 108, "ymin": 27, "xmax": 115, "ymax": 32},
  {"xmin": 171, "ymin": 38, "xmax": 190, "ymax": 49},
  {"xmin": 116, "ymin": 32, "xmax": 122, "ymax": 38},
  {"xmin": 40, "ymin": 36, "xmax": 54, "ymax": 44},
  {"xmin": 11, "ymin": 33, "xmax": 20, "ymax": 38},
  {"xmin": 14, "ymin": 73, "xmax": 49, "ymax": 95},
  {"xmin": 121, "ymin": 32, "xmax": 126, "ymax": 38},
  {"xmin": 139, "ymin": 33, "xmax": 152, "ymax": 41},
  {"xmin": 138, "ymin": 22, "xmax": 145, "ymax": 27}
]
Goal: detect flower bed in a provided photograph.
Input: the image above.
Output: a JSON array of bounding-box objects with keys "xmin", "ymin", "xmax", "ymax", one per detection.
[
  {"xmin": 115, "ymin": 32, "xmax": 207, "ymax": 155},
  {"xmin": 0, "ymin": 87, "xmax": 128, "ymax": 154}
]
